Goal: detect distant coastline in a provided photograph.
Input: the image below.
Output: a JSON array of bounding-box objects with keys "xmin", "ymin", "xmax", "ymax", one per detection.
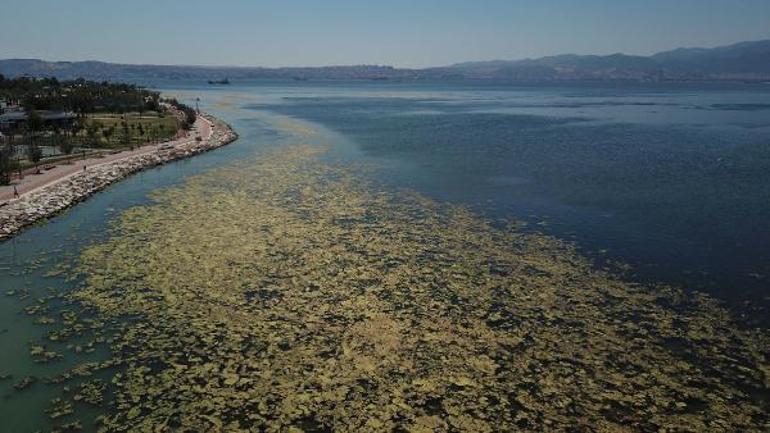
[{"xmin": 1, "ymin": 39, "xmax": 769, "ymax": 84}]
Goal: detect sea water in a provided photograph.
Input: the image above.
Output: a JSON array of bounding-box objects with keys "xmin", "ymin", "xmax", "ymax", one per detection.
[{"xmin": 1, "ymin": 80, "xmax": 769, "ymax": 431}]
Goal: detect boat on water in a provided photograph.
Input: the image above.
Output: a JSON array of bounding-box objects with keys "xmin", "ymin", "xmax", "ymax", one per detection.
[{"xmin": 208, "ymin": 78, "xmax": 231, "ymax": 85}]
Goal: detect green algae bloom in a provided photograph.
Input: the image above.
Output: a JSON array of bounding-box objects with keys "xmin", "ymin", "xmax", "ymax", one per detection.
[{"xmin": 52, "ymin": 144, "xmax": 770, "ymax": 432}]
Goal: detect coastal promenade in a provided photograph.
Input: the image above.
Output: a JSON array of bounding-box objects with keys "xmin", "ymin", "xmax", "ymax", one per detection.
[
  {"xmin": 0, "ymin": 113, "xmax": 237, "ymax": 240},
  {"xmin": 0, "ymin": 114, "xmax": 212, "ymax": 201}
]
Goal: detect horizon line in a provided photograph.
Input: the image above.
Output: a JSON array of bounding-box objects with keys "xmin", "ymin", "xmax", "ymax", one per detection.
[{"xmin": 2, "ymin": 38, "xmax": 767, "ymax": 71}]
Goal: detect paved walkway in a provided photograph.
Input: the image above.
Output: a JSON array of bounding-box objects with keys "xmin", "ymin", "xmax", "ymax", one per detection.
[{"xmin": 0, "ymin": 116, "xmax": 212, "ymax": 202}]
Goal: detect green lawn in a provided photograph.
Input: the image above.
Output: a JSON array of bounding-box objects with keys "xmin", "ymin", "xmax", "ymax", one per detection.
[
  {"xmin": 84, "ymin": 111, "xmax": 180, "ymax": 148},
  {"xmin": 3, "ymin": 111, "xmax": 183, "ymax": 170}
]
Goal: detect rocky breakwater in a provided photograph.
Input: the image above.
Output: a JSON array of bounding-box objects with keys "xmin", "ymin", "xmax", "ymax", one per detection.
[{"xmin": 0, "ymin": 114, "xmax": 238, "ymax": 241}]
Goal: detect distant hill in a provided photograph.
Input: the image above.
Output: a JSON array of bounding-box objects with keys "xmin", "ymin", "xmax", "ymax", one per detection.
[
  {"xmin": 2, "ymin": 39, "xmax": 770, "ymax": 83},
  {"xmin": 446, "ymin": 40, "xmax": 770, "ymax": 81},
  {"xmin": 0, "ymin": 60, "xmax": 417, "ymax": 82},
  {"xmin": 651, "ymin": 40, "xmax": 770, "ymax": 76}
]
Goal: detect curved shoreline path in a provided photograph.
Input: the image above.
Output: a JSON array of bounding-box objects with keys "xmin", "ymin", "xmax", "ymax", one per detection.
[
  {"xmin": 0, "ymin": 113, "xmax": 237, "ymax": 240},
  {"xmin": 0, "ymin": 115, "xmax": 213, "ymax": 202}
]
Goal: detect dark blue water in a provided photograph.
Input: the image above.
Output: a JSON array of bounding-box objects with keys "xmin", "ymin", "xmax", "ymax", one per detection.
[{"xmin": 217, "ymin": 80, "xmax": 770, "ymax": 324}]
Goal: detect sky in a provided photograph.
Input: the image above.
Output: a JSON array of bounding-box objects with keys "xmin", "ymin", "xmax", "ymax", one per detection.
[{"xmin": 1, "ymin": 0, "xmax": 769, "ymax": 68}]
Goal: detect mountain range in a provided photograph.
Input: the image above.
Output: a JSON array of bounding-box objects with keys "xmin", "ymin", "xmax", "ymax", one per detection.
[{"xmin": 1, "ymin": 39, "xmax": 769, "ymax": 83}]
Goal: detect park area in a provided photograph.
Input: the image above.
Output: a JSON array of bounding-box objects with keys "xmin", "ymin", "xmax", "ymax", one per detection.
[
  {"xmin": 84, "ymin": 111, "xmax": 181, "ymax": 148},
  {"xmin": 1, "ymin": 111, "xmax": 181, "ymax": 178},
  {"xmin": 0, "ymin": 76, "xmax": 195, "ymax": 184}
]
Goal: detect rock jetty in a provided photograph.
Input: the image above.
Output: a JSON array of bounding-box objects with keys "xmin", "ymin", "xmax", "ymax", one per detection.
[{"xmin": 0, "ymin": 114, "xmax": 237, "ymax": 241}]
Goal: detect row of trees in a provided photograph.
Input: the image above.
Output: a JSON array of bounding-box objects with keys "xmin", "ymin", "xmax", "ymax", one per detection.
[
  {"xmin": 0, "ymin": 76, "xmax": 196, "ymax": 185},
  {"xmin": 0, "ymin": 112, "xmax": 176, "ymax": 185},
  {"xmin": 0, "ymin": 133, "xmax": 43, "ymax": 185},
  {"xmin": 0, "ymin": 143, "xmax": 49, "ymax": 184},
  {"xmin": 163, "ymin": 98, "xmax": 197, "ymax": 130},
  {"xmin": 0, "ymin": 75, "xmax": 161, "ymax": 114}
]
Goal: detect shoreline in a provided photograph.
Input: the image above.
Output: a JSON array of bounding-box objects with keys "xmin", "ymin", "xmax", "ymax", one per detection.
[{"xmin": 0, "ymin": 113, "xmax": 238, "ymax": 241}]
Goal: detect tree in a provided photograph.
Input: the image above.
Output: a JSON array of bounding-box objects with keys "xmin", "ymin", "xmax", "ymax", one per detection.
[
  {"xmin": 27, "ymin": 110, "xmax": 45, "ymax": 144},
  {"xmin": 8, "ymin": 125, "xmax": 24, "ymax": 179},
  {"xmin": 0, "ymin": 142, "xmax": 17, "ymax": 185},
  {"xmin": 122, "ymin": 120, "xmax": 132, "ymax": 149},
  {"xmin": 163, "ymin": 98, "xmax": 197, "ymax": 130},
  {"xmin": 58, "ymin": 123, "xmax": 75, "ymax": 156},
  {"xmin": 183, "ymin": 107, "xmax": 196, "ymax": 130},
  {"xmin": 0, "ymin": 76, "xmax": 163, "ymax": 114},
  {"xmin": 71, "ymin": 118, "xmax": 85, "ymax": 148},
  {"xmin": 59, "ymin": 137, "xmax": 75, "ymax": 156},
  {"xmin": 26, "ymin": 143, "xmax": 43, "ymax": 173},
  {"xmin": 103, "ymin": 127, "xmax": 114, "ymax": 145},
  {"xmin": 52, "ymin": 125, "xmax": 61, "ymax": 147},
  {"xmin": 86, "ymin": 122, "xmax": 100, "ymax": 148},
  {"xmin": 24, "ymin": 111, "xmax": 45, "ymax": 173},
  {"xmin": 145, "ymin": 97, "xmax": 160, "ymax": 112}
]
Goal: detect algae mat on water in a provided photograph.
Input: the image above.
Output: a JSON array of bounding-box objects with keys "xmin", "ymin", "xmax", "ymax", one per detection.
[{"xmin": 66, "ymin": 145, "xmax": 768, "ymax": 432}]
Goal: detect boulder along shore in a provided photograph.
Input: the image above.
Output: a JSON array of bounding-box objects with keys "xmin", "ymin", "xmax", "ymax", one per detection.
[{"xmin": 0, "ymin": 114, "xmax": 238, "ymax": 241}]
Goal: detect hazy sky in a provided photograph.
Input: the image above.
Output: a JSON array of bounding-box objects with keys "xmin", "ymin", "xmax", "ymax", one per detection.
[{"xmin": 1, "ymin": 0, "xmax": 769, "ymax": 67}]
